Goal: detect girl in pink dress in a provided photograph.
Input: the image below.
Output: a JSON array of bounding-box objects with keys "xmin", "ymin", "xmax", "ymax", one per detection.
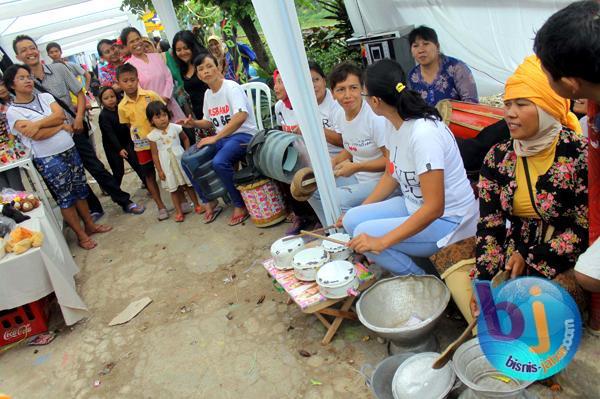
[{"xmin": 120, "ymin": 27, "xmax": 185, "ymax": 122}]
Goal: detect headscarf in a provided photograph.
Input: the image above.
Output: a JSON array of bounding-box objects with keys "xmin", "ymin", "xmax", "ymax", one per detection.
[
  {"xmin": 513, "ymin": 106, "xmax": 561, "ymax": 157},
  {"xmin": 504, "ymin": 55, "xmax": 581, "ymax": 133},
  {"xmin": 273, "ymin": 69, "xmax": 292, "ymax": 109},
  {"xmin": 207, "ymin": 35, "xmax": 225, "ymax": 58}
]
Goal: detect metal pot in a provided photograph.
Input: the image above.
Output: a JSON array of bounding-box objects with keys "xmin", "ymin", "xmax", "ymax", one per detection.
[
  {"xmin": 316, "ymin": 260, "xmax": 358, "ymax": 299},
  {"xmin": 452, "ymin": 338, "xmax": 533, "ymax": 399},
  {"xmin": 270, "ymin": 236, "xmax": 305, "ymax": 270},
  {"xmin": 360, "ymin": 352, "xmax": 416, "ymax": 399},
  {"xmin": 292, "ymin": 247, "xmax": 329, "ymax": 281},
  {"xmin": 322, "ymin": 233, "xmax": 352, "ymax": 261},
  {"xmin": 356, "ymin": 275, "xmax": 450, "ymax": 344}
]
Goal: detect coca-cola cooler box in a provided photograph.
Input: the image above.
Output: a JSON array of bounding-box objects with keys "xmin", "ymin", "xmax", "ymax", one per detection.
[{"xmin": 0, "ymin": 297, "xmax": 50, "ymax": 347}]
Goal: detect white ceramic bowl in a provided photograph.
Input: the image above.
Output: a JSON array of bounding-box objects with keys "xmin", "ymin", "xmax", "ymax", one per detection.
[
  {"xmin": 322, "ymin": 232, "xmax": 352, "ymax": 261},
  {"xmin": 316, "ymin": 260, "xmax": 358, "ymax": 299},
  {"xmin": 391, "ymin": 352, "xmax": 455, "ymax": 399},
  {"xmin": 293, "ymin": 247, "xmax": 329, "ymax": 281},
  {"xmin": 270, "ymin": 236, "xmax": 305, "ymax": 270}
]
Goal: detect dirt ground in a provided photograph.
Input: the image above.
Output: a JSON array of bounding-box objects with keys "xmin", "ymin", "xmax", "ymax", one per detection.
[{"xmin": 0, "ymin": 114, "xmax": 599, "ymax": 398}]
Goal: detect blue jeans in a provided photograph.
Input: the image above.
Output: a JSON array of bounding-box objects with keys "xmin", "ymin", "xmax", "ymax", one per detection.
[
  {"xmin": 308, "ymin": 175, "xmax": 379, "ymax": 225},
  {"xmin": 343, "ymin": 196, "xmax": 460, "ymax": 275},
  {"xmin": 212, "ymin": 133, "xmax": 252, "ymax": 208}
]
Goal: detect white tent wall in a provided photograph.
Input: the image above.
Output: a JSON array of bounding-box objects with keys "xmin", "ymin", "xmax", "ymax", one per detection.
[{"xmin": 344, "ymin": 0, "xmax": 573, "ymax": 96}]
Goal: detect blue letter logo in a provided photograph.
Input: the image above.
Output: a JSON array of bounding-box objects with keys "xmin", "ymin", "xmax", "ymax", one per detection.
[{"xmin": 475, "ymin": 277, "xmax": 582, "ymax": 380}]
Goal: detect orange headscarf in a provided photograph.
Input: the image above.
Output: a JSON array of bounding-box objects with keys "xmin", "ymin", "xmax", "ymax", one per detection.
[{"xmin": 504, "ymin": 55, "xmax": 581, "ymax": 133}]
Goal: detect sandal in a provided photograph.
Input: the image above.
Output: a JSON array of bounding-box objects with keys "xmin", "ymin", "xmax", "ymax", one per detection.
[
  {"xmin": 203, "ymin": 205, "xmax": 223, "ymax": 224},
  {"xmin": 195, "ymin": 205, "xmax": 206, "ymax": 215},
  {"xmin": 158, "ymin": 208, "xmax": 169, "ymax": 221},
  {"xmin": 174, "ymin": 213, "xmax": 185, "ymax": 223},
  {"xmin": 78, "ymin": 237, "xmax": 97, "ymax": 250},
  {"xmin": 125, "ymin": 202, "xmax": 145, "ymax": 215},
  {"xmin": 228, "ymin": 212, "xmax": 250, "ymax": 226},
  {"xmin": 86, "ymin": 224, "xmax": 113, "ymax": 235}
]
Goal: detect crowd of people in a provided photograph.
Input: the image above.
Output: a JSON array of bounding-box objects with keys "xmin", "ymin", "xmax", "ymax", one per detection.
[{"xmin": 0, "ymin": 2, "xmax": 599, "ymax": 330}]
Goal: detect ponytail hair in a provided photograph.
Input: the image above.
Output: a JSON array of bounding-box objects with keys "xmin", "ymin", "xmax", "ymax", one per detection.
[{"xmin": 364, "ymin": 59, "xmax": 441, "ymax": 122}]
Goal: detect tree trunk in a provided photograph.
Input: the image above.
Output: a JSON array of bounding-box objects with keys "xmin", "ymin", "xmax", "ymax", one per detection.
[{"xmin": 237, "ymin": 14, "xmax": 270, "ymax": 71}]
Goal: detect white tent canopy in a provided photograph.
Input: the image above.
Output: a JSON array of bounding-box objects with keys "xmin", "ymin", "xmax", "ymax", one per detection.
[
  {"xmin": 344, "ymin": 0, "xmax": 573, "ymax": 96},
  {"xmin": 0, "ymin": 0, "xmax": 145, "ymax": 62}
]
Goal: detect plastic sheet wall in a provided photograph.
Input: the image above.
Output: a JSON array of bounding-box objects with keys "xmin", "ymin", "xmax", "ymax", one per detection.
[
  {"xmin": 344, "ymin": 0, "xmax": 573, "ymax": 96},
  {"xmin": 252, "ymin": 0, "xmax": 341, "ymax": 225}
]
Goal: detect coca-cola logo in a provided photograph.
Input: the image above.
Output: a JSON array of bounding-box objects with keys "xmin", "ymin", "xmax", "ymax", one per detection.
[{"xmin": 3, "ymin": 324, "xmax": 32, "ymax": 340}]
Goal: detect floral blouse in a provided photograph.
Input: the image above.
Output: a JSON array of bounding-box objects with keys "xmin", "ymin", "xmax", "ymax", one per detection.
[
  {"xmin": 472, "ymin": 128, "xmax": 588, "ymax": 280},
  {"xmin": 408, "ymin": 55, "xmax": 478, "ymax": 106}
]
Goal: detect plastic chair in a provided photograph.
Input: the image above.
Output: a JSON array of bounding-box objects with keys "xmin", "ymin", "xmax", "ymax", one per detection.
[{"xmin": 241, "ymin": 81, "xmax": 274, "ymax": 131}]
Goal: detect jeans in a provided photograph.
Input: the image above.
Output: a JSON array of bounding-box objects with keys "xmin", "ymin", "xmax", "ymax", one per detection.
[
  {"xmin": 72, "ymin": 132, "xmax": 133, "ymax": 211},
  {"xmin": 343, "ymin": 196, "xmax": 460, "ymax": 275},
  {"xmin": 211, "ymin": 133, "xmax": 252, "ymax": 208},
  {"xmin": 308, "ymin": 175, "xmax": 378, "ymax": 225}
]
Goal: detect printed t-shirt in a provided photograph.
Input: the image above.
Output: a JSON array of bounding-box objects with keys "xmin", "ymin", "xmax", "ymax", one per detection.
[
  {"xmin": 202, "ymin": 79, "xmax": 257, "ymax": 136},
  {"xmin": 117, "ymin": 88, "xmax": 163, "ymax": 152},
  {"xmin": 333, "ymin": 100, "xmax": 386, "ymax": 183},
  {"xmin": 318, "ymin": 89, "xmax": 342, "ymax": 155},
  {"xmin": 385, "ymin": 117, "xmax": 478, "ymax": 247},
  {"xmin": 7, "ymin": 93, "xmax": 74, "ymax": 158}
]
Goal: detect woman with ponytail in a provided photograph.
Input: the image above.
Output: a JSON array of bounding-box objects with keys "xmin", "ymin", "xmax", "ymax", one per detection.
[{"xmin": 342, "ymin": 58, "xmax": 478, "ymax": 275}]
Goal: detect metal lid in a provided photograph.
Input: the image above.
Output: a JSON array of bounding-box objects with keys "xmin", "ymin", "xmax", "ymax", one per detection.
[
  {"xmin": 271, "ymin": 236, "xmax": 304, "ymax": 256},
  {"xmin": 293, "ymin": 247, "xmax": 329, "ymax": 270},
  {"xmin": 322, "ymin": 233, "xmax": 351, "ymax": 253},
  {"xmin": 316, "ymin": 260, "xmax": 356, "ymax": 287}
]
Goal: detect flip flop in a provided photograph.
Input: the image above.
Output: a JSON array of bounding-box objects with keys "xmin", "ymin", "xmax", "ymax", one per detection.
[
  {"xmin": 174, "ymin": 213, "xmax": 185, "ymax": 223},
  {"xmin": 86, "ymin": 224, "xmax": 113, "ymax": 235},
  {"xmin": 195, "ymin": 205, "xmax": 206, "ymax": 215},
  {"xmin": 228, "ymin": 213, "xmax": 250, "ymax": 226},
  {"xmin": 78, "ymin": 237, "xmax": 97, "ymax": 250},
  {"xmin": 203, "ymin": 205, "xmax": 223, "ymax": 224}
]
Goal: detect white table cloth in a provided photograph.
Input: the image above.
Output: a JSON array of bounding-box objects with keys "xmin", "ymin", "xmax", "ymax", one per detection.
[{"xmin": 0, "ymin": 205, "xmax": 87, "ymax": 325}]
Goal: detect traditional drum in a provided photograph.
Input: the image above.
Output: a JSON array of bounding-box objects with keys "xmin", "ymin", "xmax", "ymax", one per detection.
[
  {"xmin": 436, "ymin": 100, "xmax": 504, "ymax": 139},
  {"xmin": 236, "ymin": 178, "xmax": 287, "ymax": 227}
]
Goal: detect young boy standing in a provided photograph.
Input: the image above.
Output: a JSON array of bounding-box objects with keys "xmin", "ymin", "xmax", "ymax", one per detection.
[{"xmin": 116, "ymin": 63, "xmax": 169, "ymax": 220}]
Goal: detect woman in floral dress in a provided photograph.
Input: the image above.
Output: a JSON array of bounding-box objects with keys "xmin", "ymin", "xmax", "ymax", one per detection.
[{"xmin": 470, "ymin": 56, "xmax": 587, "ymax": 313}]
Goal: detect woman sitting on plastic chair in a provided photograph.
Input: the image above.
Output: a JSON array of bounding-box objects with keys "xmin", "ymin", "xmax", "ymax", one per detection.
[
  {"xmin": 179, "ymin": 53, "xmax": 258, "ymax": 226},
  {"xmin": 341, "ymin": 59, "xmax": 479, "ymax": 275}
]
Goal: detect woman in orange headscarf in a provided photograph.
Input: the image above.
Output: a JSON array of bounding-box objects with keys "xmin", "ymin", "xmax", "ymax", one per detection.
[{"xmin": 470, "ymin": 55, "xmax": 588, "ymax": 288}]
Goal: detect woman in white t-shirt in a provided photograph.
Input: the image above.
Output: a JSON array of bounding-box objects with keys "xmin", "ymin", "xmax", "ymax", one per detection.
[
  {"xmin": 4, "ymin": 64, "xmax": 111, "ymax": 250},
  {"xmin": 342, "ymin": 59, "xmax": 478, "ymax": 275},
  {"xmin": 179, "ymin": 53, "xmax": 258, "ymax": 226},
  {"xmin": 309, "ymin": 63, "xmax": 388, "ymax": 225},
  {"xmin": 309, "ymin": 60, "xmax": 343, "ymax": 155}
]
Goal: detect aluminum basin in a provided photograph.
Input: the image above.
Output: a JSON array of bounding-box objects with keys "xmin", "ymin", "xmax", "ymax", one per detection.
[{"xmin": 356, "ymin": 275, "xmax": 450, "ymax": 343}]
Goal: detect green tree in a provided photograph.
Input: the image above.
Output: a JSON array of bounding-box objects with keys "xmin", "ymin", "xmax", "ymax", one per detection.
[{"xmin": 121, "ymin": 0, "xmax": 271, "ymax": 70}]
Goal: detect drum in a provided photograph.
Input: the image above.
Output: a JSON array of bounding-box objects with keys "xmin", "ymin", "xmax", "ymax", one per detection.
[
  {"xmin": 236, "ymin": 178, "xmax": 287, "ymax": 227},
  {"xmin": 436, "ymin": 100, "xmax": 504, "ymax": 139}
]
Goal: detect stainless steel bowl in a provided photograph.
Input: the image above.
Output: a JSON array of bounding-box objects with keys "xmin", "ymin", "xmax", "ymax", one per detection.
[
  {"xmin": 452, "ymin": 338, "xmax": 533, "ymax": 399},
  {"xmin": 356, "ymin": 275, "xmax": 450, "ymax": 343}
]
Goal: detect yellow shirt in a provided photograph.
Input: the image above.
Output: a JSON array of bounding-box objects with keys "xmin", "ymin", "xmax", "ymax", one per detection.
[
  {"xmin": 117, "ymin": 88, "xmax": 163, "ymax": 152},
  {"xmin": 513, "ymin": 136, "xmax": 559, "ymax": 218}
]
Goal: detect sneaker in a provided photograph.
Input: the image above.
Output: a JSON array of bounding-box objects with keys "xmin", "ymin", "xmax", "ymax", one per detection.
[
  {"xmin": 90, "ymin": 212, "xmax": 104, "ymax": 223},
  {"xmin": 157, "ymin": 208, "xmax": 169, "ymax": 221}
]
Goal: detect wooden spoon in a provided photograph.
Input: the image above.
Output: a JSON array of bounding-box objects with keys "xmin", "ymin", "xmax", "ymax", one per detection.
[{"xmin": 432, "ymin": 269, "xmax": 510, "ymax": 369}]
